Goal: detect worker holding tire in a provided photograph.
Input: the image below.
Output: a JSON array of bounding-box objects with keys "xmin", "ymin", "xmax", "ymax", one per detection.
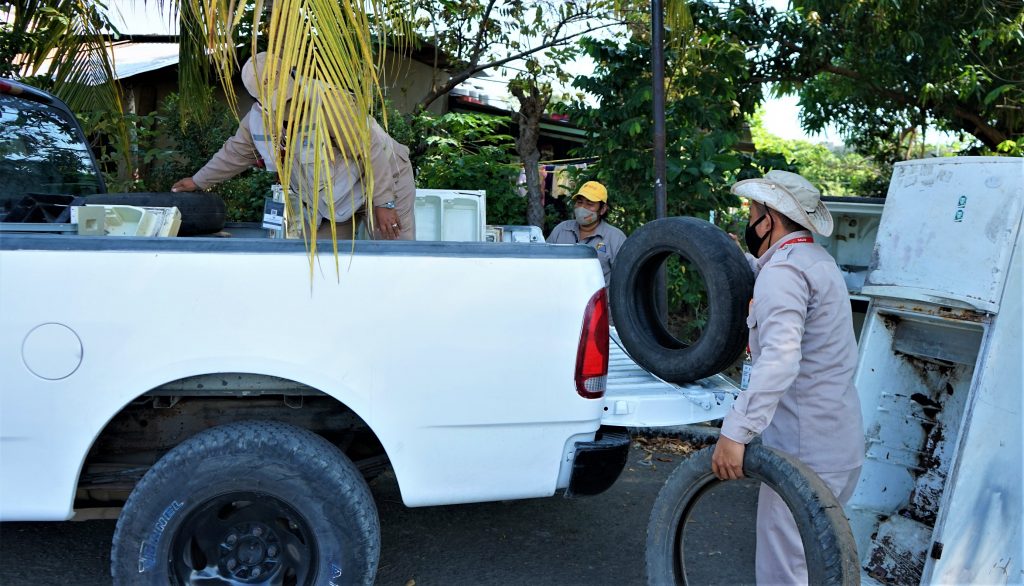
[
  {"xmin": 172, "ymin": 52, "xmax": 415, "ymax": 241},
  {"xmin": 710, "ymin": 170, "xmax": 864, "ymax": 584}
]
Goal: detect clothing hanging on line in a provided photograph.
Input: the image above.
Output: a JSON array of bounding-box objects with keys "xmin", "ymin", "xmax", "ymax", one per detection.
[{"xmin": 517, "ymin": 162, "xmax": 590, "ymax": 206}]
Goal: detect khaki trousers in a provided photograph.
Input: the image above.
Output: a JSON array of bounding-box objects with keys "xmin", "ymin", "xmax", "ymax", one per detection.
[
  {"xmin": 317, "ymin": 209, "xmax": 364, "ymax": 241},
  {"xmin": 316, "ymin": 198, "xmax": 415, "ymax": 241},
  {"xmin": 755, "ymin": 467, "xmax": 860, "ymax": 585}
]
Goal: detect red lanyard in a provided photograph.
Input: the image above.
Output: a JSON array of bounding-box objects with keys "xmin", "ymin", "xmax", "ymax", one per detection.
[{"xmin": 779, "ymin": 236, "xmax": 814, "ymax": 249}]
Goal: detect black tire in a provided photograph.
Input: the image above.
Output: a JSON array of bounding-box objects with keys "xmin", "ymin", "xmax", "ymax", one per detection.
[
  {"xmin": 84, "ymin": 192, "xmax": 226, "ymax": 235},
  {"xmin": 111, "ymin": 420, "xmax": 380, "ymax": 585},
  {"xmin": 646, "ymin": 443, "xmax": 859, "ymax": 585},
  {"xmin": 609, "ymin": 216, "xmax": 753, "ymax": 383}
]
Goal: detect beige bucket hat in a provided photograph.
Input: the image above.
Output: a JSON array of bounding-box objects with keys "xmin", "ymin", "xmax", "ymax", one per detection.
[
  {"xmin": 730, "ymin": 170, "xmax": 834, "ymax": 237},
  {"xmin": 241, "ymin": 52, "xmax": 294, "ymax": 103}
]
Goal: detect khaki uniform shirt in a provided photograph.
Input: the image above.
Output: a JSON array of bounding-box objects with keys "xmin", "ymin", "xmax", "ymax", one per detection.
[
  {"xmin": 388, "ymin": 140, "xmax": 416, "ymax": 240},
  {"xmin": 367, "ymin": 120, "xmax": 416, "ymax": 239},
  {"xmin": 194, "ymin": 102, "xmax": 404, "ymax": 226},
  {"xmin": 547, "ymin": 219, "xmax": 627, "ymax": 286},
  {"xmin": 721, "ymin": 230, "xmax": 864, "ymax": 473},
  {"xmin": 192, "ymin": 104, "xmax": 262, "ymax": 190}
]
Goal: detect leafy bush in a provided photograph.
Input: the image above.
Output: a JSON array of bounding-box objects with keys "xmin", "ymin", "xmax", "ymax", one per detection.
[{"xmin": 406, "ymin": 111, "xmax": 524, "ymax": 226}]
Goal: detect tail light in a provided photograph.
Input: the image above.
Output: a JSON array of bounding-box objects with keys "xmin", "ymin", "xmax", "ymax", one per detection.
[{"xmin": 576, "ymin": 288, "xmax": 609, "ymax": 399}]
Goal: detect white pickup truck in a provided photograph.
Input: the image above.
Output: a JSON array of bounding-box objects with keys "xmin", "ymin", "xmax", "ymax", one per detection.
[{"xmin": 0, "ymin": 80, "xmax": 741, "ymax": 583}]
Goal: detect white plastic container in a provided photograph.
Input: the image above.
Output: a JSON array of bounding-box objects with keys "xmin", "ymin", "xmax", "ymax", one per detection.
[
  {"xmin": 72, "ymin": 205, "xmax": 181, "ymax": 237},
  {"xmin": 413, "ymin": 189, "xmax": 486, "ymax": 241}
]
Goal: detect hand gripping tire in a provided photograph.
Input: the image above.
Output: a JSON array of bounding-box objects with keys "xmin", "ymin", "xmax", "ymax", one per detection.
[
  {"xmin": 111, "ymin": 420, "xmax": 380, "ymax": 585},
  {"xmin": 645, "ymin": 443, "xmax": 859, "ymax": 585},
  {"xmin": 609, "ymin": 217, "xmax": 753, "ymax": 383},
  {"xmin": 83, "ymin": 192, "xmax": 226, "ymax": 235}
]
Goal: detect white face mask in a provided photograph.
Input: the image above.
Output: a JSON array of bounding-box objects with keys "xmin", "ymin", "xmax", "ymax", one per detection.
[{"xmin": 575, "ymin": 206, "xmax": 599, "ymax": 227}]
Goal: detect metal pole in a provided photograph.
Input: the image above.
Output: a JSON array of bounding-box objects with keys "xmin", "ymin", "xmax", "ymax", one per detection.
[
  {"xmin": 651, "ymin": 0, "xmax": 668, "ymax": 220},
  {"xmin": 651, "ymin": 0, "xmax": 669, "ymax": 319}
]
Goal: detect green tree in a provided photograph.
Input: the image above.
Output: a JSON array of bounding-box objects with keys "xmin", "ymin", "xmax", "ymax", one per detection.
[
  {"xmin": 748, "ymin": 109, "xmax": 888, "ymax": 197},
  {"xmin": 564, "ymin": 31, "xmax": 772, "ymax": 235},
  {"xmin": 412, "ymin": 0, "xmax": 627, "ymax": 230},
  {"xmin": 509, "ymin": 75, "xmax": 551, "ymax": 228},
  {"xmin": 507, "ymin": 12, "xmax": 592, "ymax": 229},
  {"xmin": 720, "ymin": 0, "xmax": 1024, "ymax": 157},
  {"xmin": 410, "ymin": 0, "xmax": 619, "ymax": 111}
]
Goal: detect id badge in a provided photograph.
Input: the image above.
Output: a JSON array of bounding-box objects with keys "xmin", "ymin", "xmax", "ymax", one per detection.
[
  {"xmin": 262, "ymin": 197, "xmax": 285, "ymax": 229},
  {"xmin": 740, "ymin": 357, "xmax": 752, "ymax": 390}
]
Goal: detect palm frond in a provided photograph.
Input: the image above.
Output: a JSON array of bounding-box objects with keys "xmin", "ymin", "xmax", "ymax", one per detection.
[
  {"xmin": 180, "ymin": 0, "xmax": 245, "ymax": 118},
  {"xmin": 664, "ymin": 0, "xmax": 692, "ymax": 52},
  {"xmin": 183, "ymin": 0, "xmax": 412, "ymax": 266}
]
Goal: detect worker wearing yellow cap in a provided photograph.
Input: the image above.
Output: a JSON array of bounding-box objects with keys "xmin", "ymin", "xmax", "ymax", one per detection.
[{"xmin": 546, "ymin": 181, "xmax": 627, "ymax": 286}]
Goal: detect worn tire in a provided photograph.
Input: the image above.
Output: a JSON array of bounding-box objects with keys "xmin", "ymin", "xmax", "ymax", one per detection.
[
  {"xmin": 85, "ymin": 192, "xmax": 226, "ymax": 235},
  {"xmin": 646, "ymin": 443, "xmax": 859, "ymax": 585},
  {"xmin": 111, "ymin": 420, "xmax": 380, "ymax": 585},
  {"xmin": 609, "ymin": 216, "xmax": 753, "ymax": 383}
]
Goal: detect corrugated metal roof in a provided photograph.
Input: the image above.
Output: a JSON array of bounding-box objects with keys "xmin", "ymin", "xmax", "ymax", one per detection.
[
  {"xmin": 16, "ymin": 41, "xmax": 179, "ymax": 84},
  {"xmin": 108, "ymin": 42, "xmax": 179, "ymax": 80}
]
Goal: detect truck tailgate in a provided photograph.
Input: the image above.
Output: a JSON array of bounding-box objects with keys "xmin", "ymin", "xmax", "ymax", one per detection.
[{"xmin": 601, "ymin": 327, "xmax": 738, "ymax": 427}]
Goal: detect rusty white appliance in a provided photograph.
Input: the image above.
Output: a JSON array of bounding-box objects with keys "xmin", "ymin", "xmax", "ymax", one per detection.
[{"xmin": 846, "ymin": 157, "xmax": 1023, "ymax": 585}]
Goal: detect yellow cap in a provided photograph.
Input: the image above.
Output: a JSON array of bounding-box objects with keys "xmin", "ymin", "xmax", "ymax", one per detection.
[{"xmin": 575, "ymin": 181, "xmax": 608, "ymax": 203}]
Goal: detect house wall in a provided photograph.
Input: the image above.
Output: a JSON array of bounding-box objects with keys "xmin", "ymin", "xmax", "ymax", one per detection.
[
  {"xmin": 120, "ymin": 69, "xmax": 179, "ymax": 116},
  {"xmin": 380, "ymin": 49, "xmax": 450, "ymax": 115}
]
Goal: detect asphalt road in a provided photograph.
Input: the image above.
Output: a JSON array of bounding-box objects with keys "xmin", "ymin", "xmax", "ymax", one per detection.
[{"xmin": 0, "ymin": 439, "xmax": 758, "ymax": 585}]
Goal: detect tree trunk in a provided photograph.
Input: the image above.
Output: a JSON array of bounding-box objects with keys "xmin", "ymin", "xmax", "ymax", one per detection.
[{"xmin": 511, "ymin": 83, "xmax": 551, "ymax": 229}]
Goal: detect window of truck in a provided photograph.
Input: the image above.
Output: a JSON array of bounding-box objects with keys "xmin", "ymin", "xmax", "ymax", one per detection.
[{"xmin": 0, "ymin": 93, "xmax": 102, "ymax": 216}]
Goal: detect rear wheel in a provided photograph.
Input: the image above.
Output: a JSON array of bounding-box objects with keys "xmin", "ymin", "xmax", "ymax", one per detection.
[{"xmin": 111, "ymin": 420, "xmax": 380, "ymax": 585}]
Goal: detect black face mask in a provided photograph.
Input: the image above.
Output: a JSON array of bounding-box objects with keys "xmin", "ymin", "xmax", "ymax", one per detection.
[{"xmin": 744, "ymin": 212, "xmax": 772, "ymax": 257}]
